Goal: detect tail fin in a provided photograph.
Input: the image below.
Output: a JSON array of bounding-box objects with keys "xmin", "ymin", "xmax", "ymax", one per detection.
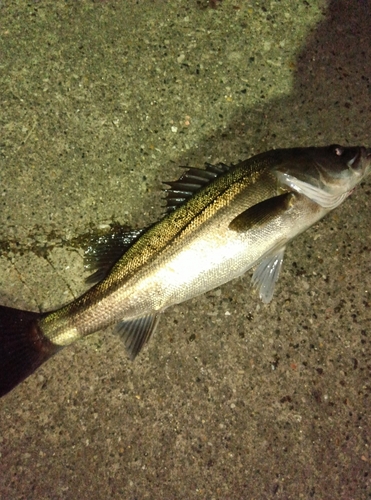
[{"xmin": 0, "ymin": 305, "xmax": 62, "ymax": 397}]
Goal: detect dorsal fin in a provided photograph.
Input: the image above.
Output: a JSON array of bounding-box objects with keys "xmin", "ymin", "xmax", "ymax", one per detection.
[
  {"xmin": 84, "ymin": 162, "xmax": 231, "ymax": 281},
  {"xmin": 164, "ymin": 162, "xmax": 230, "ymax": 213},
  {"xmin": 84, "ymin": 227, "xmax": 147, "ymax": 284}
]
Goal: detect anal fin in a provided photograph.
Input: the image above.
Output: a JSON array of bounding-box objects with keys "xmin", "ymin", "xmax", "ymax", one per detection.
[{"xmin": 115, "ymin": 313, "xmax": 160, "ymax": 360}]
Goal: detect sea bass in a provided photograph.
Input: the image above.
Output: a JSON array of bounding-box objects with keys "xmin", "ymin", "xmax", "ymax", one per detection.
[{"xmin": 0, "ymin": 145, "xmax": 370, "ymax": 397}]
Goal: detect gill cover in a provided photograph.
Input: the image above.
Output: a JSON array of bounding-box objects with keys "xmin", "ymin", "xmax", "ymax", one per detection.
[{"xmin": 274, "ymin": 145, "xmax": 371, "ymax": 209}]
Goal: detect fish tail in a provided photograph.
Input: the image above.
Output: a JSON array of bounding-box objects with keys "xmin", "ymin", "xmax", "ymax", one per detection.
[{"xmin": 0, "ymin": 305, "xmax": 62, "ymax": 397}]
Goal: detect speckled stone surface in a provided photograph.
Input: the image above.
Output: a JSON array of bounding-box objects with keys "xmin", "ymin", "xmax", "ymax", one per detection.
[{"xmin": 0, "ymin": 1, "xmax": 370, "ymax": 499}]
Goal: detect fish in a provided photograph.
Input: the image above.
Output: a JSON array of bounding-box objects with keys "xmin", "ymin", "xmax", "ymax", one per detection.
[{"xmin": 0, "ymin": 144, "xmax": 370, "ymax": 397}]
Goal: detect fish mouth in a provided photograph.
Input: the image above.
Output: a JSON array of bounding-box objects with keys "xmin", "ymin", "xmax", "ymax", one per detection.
[
  {"xmin": 359, "ymin": 146, "xmax": 371, "ymax": 161},
  {"xmin": 361, "ymin": 146, "xmax": 371, "ymax": 165},
  {"xmin": 358, "ymin": 146, "xmax": 371, "ymax": 179},
  {"xmin": 348, "ymin": 147, "xmax": 363, "ymax": 167},
  {"xmin": 348, "ymin": 146, "xmax": 371, "ymax": 173}
]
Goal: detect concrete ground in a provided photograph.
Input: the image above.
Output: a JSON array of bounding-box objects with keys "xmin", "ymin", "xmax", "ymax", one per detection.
[{"xmin": 0, "ymin": 1, "xmax": 370, "ymax": 498}]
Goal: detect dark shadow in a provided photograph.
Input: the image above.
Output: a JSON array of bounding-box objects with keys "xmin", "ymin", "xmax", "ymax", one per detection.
[{"xmin": 186, "ymin": 0, "xmax": 371, "ymax": 164}]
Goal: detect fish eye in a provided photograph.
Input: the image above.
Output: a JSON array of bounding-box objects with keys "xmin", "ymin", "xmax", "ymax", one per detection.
[{"xmin": 334, "ymin": 146, "xmax": 344, "ymax": 156}]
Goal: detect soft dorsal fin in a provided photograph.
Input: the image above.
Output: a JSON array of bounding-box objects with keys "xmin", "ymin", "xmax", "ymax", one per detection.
[
  {"xmin": 164, "ymin": 162, "xmax": 230, "ymax": 212},
  {"xmin": 84, "ymin": 227, "xmax": 147, "ymax": 283}
]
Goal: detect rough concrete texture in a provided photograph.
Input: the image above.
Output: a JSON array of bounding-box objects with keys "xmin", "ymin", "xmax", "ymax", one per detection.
[{"xmin": 0, "ymin": 1, "xmax": 370, "ymax": 498}]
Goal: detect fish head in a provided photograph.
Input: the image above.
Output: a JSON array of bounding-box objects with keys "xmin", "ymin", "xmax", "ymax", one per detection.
[
  {"xmin": 275, "ymin": 145, "xmax": 371, "ymax": 209},
  {"xmin": 318, "ymin": 145, "xmax": 371, "ymax": 187}
]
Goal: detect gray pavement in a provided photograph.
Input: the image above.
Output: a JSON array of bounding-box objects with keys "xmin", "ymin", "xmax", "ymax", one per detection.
[{"xmin": 0, "ymin": 1, "xmax": 370, "ymax": 499}]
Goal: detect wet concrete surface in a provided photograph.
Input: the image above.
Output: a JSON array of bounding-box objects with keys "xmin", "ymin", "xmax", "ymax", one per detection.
[{"xmin": 0, "ymin": 1, "xmax": 370, "ymax": 498}]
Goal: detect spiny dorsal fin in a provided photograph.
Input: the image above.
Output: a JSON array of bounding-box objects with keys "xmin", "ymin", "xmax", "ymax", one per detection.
[
  {"xmin": 84, "ymin": 227, "xmax": 147, "ymax": 284},
  {"xmin": 164, "ymin": 162, "xmax": 230, "ymax": 213}
]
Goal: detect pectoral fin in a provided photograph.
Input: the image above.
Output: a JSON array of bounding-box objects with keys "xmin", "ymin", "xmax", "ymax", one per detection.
[
  {"xmin": 115, "ymin": 313, "xmax": 160, "ymax": 360},
  {"xmin": 229, "ymin": 193, "xmax": 295, "ymax": 232},
  {"xmin": 251, "ymin": 247, "xmax": 286, "ymax": 303},
  {"xmin": 276, "ymin": 172, "xmax": 349, "ymax": 209}
]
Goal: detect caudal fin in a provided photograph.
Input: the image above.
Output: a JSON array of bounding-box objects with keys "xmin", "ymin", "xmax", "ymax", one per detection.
[{"xmin": 0, "ymin": 305, "xmax": 62, "ymax": 397}]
